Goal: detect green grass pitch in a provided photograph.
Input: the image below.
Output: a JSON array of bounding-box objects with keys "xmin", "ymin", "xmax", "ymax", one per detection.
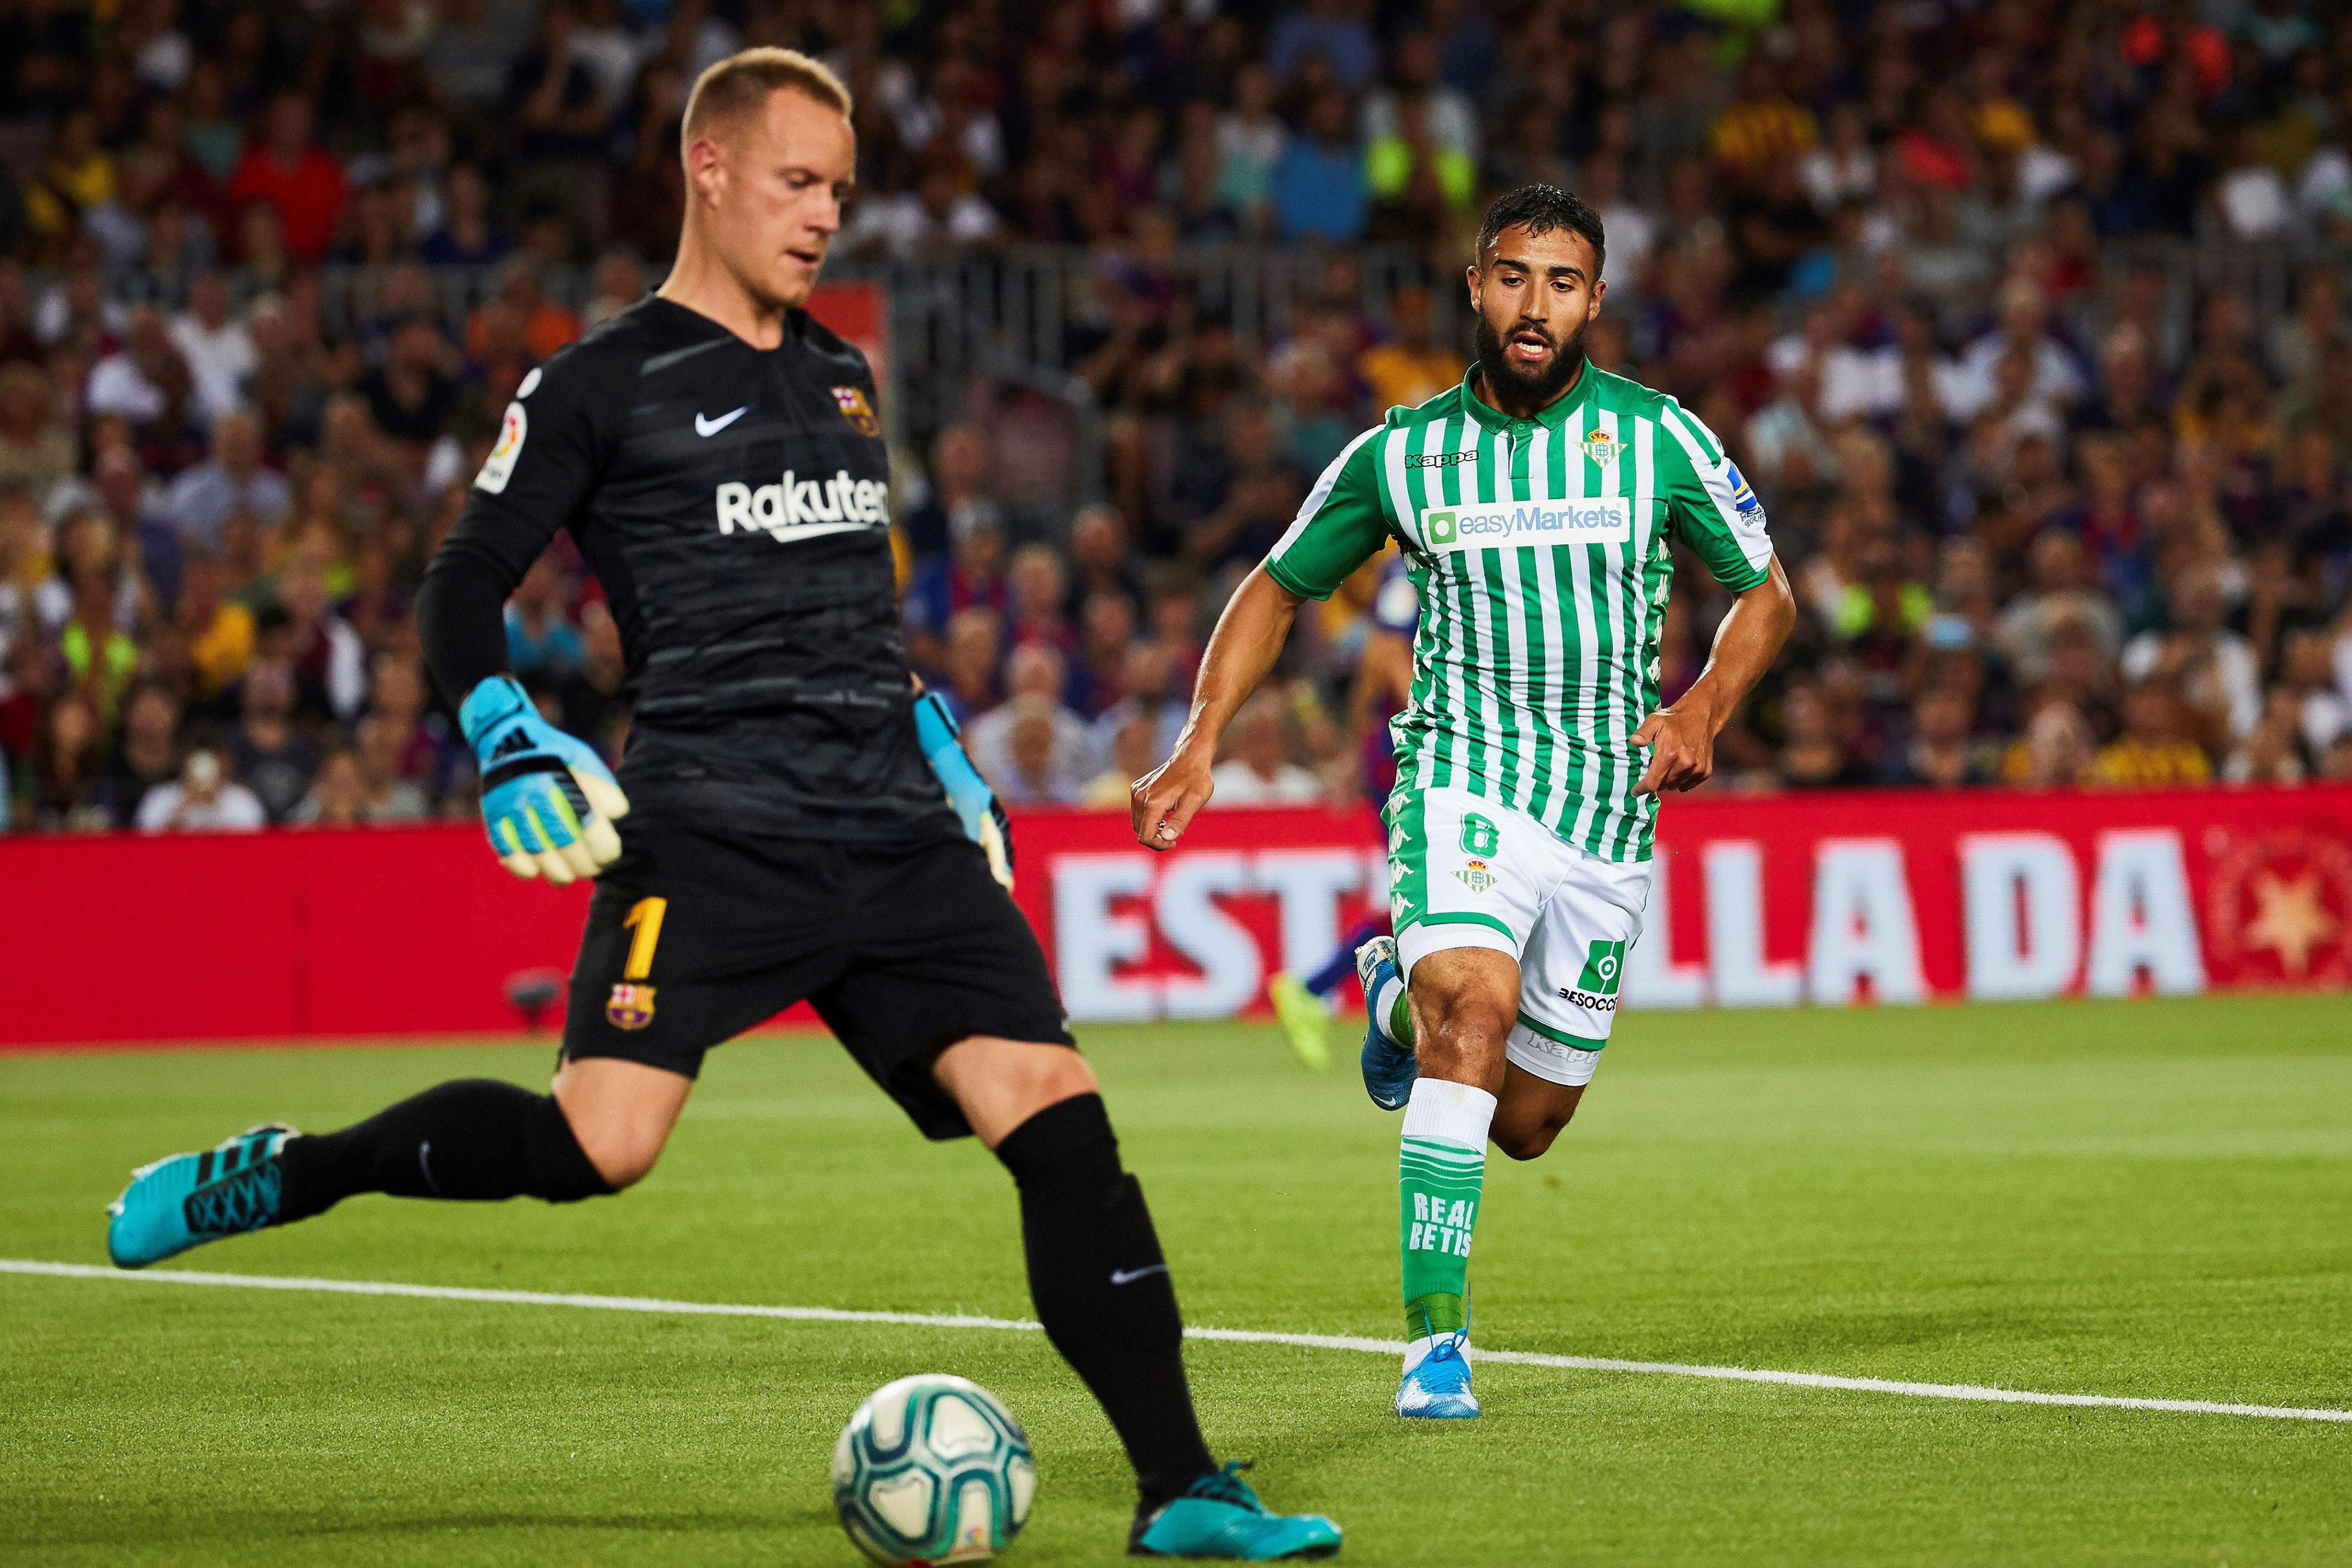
[{"xmin": 4, "ymin": 996, "xmax": 2349, "ymax": 1565}]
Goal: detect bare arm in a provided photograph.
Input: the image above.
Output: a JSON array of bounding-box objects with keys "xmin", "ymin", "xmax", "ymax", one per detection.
[
  {"xmin": 1632, "ymin": 556, "xmax": 1796, "ymax": 795},
  {"xmin": 1130, "ymin": 564, "xmax": 1304, "ymax": 848}
]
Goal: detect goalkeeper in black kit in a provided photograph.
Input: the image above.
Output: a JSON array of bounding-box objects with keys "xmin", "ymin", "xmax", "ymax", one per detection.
[{"xmin": 103, "ymin": 48, "xmax": 1339, "ymax": 1562}]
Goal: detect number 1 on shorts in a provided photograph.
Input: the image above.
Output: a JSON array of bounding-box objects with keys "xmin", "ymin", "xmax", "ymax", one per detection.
[{"xmin": 622, "ymin": 897, "xmax": 667, "ymax": 981}]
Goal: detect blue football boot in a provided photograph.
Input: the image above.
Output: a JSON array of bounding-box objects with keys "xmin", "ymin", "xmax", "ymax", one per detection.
[
  {"xmin": 106, "ymin": 1123, "xmax": 296, "ymax": 1269},
  {"xmin": 1355, "ymin": 935, "xmax": 1415, "ymax": 1111},
  {"xmin": 1130, "ymin": 1462, "xmax": 1342, "ymax": 1559},
  {"xmin": 1393, "ymin": 1330, "xmax": 1479, "ymax": 1419}
]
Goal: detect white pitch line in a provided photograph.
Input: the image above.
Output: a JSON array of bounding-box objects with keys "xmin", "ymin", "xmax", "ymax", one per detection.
[{"xmin": 6, "ymin": 1258, "xmax": 2347, "ymax": 1426}]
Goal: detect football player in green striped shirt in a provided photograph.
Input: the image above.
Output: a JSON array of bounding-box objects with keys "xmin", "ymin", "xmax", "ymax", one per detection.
[{"xmin": 1132, "ymin": 185, "xmax": 1795, "ymax": 1419}]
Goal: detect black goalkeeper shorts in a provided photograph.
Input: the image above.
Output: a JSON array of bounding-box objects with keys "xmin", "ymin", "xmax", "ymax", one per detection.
[{"xmin": 561, "ymin": 823, "xmax": 1074, "ymax": 1139}]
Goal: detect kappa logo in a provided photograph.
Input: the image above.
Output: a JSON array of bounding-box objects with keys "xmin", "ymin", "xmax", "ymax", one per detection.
[
  {"xmin": 1407, "ymin": 449, "xmax": 1477, "ymax": 469},
  {"xmin": 831, "ymin": 385, "xmax": 881, "ymax": 438}
]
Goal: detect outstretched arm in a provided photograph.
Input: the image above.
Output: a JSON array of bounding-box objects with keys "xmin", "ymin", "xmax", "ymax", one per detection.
[
  {"xmin": 1129, "ymin": 564, "xmax": 1305, "ymax": 849},
  {"xmin": 417, "ymin": 363, "xmax": 629, "ymax": 884},
  {"xmin": 1632, "ymin": 556, "xmax": 1795, "ymax": 795}
]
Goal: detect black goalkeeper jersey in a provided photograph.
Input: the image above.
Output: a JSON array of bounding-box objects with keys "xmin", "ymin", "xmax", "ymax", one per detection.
[{"xmin": 415, "ymin": 295, "xmax": 958, "ymax": 844}]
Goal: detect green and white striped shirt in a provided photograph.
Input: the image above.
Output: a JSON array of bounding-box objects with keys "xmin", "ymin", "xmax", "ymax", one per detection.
[{"xmin": 1265, "ymin": 366, "xmax": 1773, "ymax": 862}]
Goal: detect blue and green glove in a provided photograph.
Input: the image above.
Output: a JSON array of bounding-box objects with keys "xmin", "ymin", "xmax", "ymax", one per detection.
[
  {"xmin": 914, "ymin": 688, "xmax": 1014, "ymax": 890},
  {"xmin": 459, "ymin": 674, "xmax": 630, "ymax": 885}
]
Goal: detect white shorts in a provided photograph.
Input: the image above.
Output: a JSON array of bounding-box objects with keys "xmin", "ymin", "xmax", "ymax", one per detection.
[{"xmin": 1388, "ymin": 785, "xmax": 1650, "ymax": 1088}]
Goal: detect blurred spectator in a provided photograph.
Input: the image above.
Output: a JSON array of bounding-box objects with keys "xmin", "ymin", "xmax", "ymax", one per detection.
[
  {"xmin": 165, "ymin": 410, "xmax": 289, "ymax": 550},
  {"xmin": 903, "ymin": 424, "xmax": 1000, "ymax": 563},
  {"xmin": 1083, "ymin": 710, "xmax": 1162, "ymax": 810},
  {"xmin": 1271, "ymin": 91, "xmax": 1367, "ymax": 243},
  {"xmin": 1210, "ymin": 693, "xmax": 1321, "ymax": 804},
  {"xmin": 30, "ymin": 693, "xmax": 110, "ymax": 830},
  {"xmin": 87, "ymin": 309, "xmax": 188, "ymax": 429},
  {"xmin": 993, "ymin": 696, "xmax": 1088, "ymax": 806},
  {"xmin": 1063, "ymin": 505, "xmax": 1146, "ymax": 620},
  {"xmin": 291, "ymin": 745, "xmax": 370, "ymax": 825},
  {"xmin": 969, "ymin": 644, "xmax": 1094, "ymax": 798},
  {"xmin": 170, "ymin": 274, "xmax": 256, "ymax": 426},
  {"xmin": 1268, "ymin": 0, "xmax": 1379, "ymax": 91},
  {"xmin": 1881, "ymin": 684, "xmax": 1994, "ymax": 788},
  {"xmin": 1217, "ymin": 65, "xmax": 1287, "ymax": 233},
  {"xmin": 1004, "ymin": 544, "xmax": 1075, "ymax": 662},
  {"xmin": 846, "ymin": 159, "xmax": 1000, "ymax": 257},
  {"xmin": 422, "ymin": 163, "xmax": 510, "ymax": 268},
  {"xmin": 175, "ymin": 551, "xmax": 254, "ymax": 703},
  {"xmin": 354, "ymin": 714, "xmax": 432, "ymax": 820},
  {"xmin": 226, "ymin": 92, "xmax": 349, "ymax": 263},
  {"xmin": 1358, "ymin": 286, "xmax": 1461, "ymax": 412},
  {"xmin": 359, "ymin": 315, "xmax": 460, "ymax": 455},
  {"xmin": 2120, "ymin": 566, "xmax": 2261, "ymax": 743},
  {"xmin": 904, "ymin": 521, "xmax": 1008, "ymax": 676},
  {"xmin": 104, "ymin": 681, "xmax": 182, "ymax": 827},
  {"xmin": 228, "ymin": 658, "xmax": 320, "ymax": 822},
  {"xmin": 0, "ymin": 363, "xmax": 75, "ymax": 500},
  {"xmin": 1777, "ymin": 682, "xmax": 1873, "ymax": 789},
  {"xmin": 2003, "ymin": 699, "xmax": 2098, "ymax": 788},
  {"xmin": 505, "ymin": 555, "xmax": 585, "ymax": 681},
  {"xmin": 2095, "ymin": 682, "xmax": 2213, "ymax": 788},
  {"xmin": 936, "ymin": 607, "xmax": 1003, "ymax": 726},
  {"xmin": 137, "ymin": 746, "xmax": 266, "ymax": 831}
]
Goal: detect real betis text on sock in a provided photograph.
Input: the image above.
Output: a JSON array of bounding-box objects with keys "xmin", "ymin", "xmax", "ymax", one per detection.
[{"xmin": 1398, "ymin": 1078, "xmax": 1496, "ymax": 1341}]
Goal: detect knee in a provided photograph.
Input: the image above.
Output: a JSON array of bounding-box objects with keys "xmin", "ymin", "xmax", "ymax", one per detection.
[
  {"xmin": 1491, "ymin": 1099, "xmax": 1578, "ymax": 1162},
  {"xmin": 1492, "ymin": 1118, "xmax": 1566, "ymax": 1162},
  {"xmin": 566, "ymin": 1112, "xmax": 667, "ymax": 1190},
  {"xmin": 1411, "ymin": 987, "xmax": 1515, "ymax": 1081},
  {"xmin": 1004, "ymin": 1049, "xmax": 1100, "ymax": 1125}
]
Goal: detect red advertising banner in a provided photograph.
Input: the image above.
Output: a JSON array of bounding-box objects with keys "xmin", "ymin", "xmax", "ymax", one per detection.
[{"xmin": 4, "ymin": 784, "xmax": 2348, "ymax": 1049}]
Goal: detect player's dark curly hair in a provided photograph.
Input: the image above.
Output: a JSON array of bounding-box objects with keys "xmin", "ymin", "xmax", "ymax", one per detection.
[{"xmin": 1475, "ymin": 185, "xmax": 1607, "ymax": 281}]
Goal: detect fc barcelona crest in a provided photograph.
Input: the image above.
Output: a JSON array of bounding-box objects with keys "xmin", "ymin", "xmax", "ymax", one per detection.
[
  {"xmin": 831, "ymin": 385, "xmax": 881, "ymax": 438},
  {"xmin": 606, "ymin": 982, "xmax": 657, "ymax": 1031},
  {"xmin": 1581, "ymin": 430, "xmax": 1621, "ymax": 469}
]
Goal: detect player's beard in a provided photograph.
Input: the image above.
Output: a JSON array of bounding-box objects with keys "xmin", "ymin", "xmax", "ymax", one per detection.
[{"xmin": 1474, "ymin": 313, "xmax": 1588, "ymax": 410}]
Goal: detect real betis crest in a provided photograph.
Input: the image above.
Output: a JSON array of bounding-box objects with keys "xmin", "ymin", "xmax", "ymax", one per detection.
[
  {"xmin": 1455, "ymin": 858, "xmax": 1498, "ymax": 894},
  {"xmin": 1581, "ymin": 430, "xmax": 1621, "ymax": 469}
]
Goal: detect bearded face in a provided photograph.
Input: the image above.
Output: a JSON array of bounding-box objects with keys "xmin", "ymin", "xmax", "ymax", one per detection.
[{"xmin": 1473, "ymin": 309, "xmax": 1589, "ymax": 409}]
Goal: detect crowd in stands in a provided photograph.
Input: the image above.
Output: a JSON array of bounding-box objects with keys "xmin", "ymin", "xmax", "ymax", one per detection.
[{"xmin": 4, "ymin": 0, "xmax": 2352, "ymax": 834}]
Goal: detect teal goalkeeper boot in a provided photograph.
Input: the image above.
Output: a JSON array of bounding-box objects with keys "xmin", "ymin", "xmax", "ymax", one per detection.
[
  {"xmin": 106, "ymin": 1124, "xmax": 296, "ymax": 1269},
  {"xmin": 1130, "ymin": 1463, "xmax": 1342, "ymax": 1559}
]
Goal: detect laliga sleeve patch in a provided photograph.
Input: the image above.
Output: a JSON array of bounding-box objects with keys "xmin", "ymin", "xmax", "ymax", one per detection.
[{"xmin": 476, "ymin": 399, "xmax": 527, "ymax": 493}]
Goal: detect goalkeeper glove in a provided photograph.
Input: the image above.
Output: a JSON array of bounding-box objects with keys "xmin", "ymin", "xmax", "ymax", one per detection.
[
  {"xmin": 458, "ymin": 674, "xmax": 630, "ymax": 885},
  {"xmin": 913, "ymin": 688, "xmax": 1014, "ymax": 890}
]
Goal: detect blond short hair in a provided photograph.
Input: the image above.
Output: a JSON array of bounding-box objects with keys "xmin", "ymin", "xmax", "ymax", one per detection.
[{"xmin": 681, "ymin": 48, "xmax": 853, "ymax": 144}]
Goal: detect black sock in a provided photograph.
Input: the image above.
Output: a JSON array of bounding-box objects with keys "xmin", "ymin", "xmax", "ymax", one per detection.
[
  {"xmin": 993, "ymin": 1094, "xmax": 1217, "ymax": 1510},
  {"xmin": 277, "ymin": 1078, "xmax": 613, "ymax": 1223}
]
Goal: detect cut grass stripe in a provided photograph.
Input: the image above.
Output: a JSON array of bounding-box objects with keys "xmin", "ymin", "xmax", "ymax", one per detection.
[{"xmin": 6, "ymin": 1258, "xmax": 2347, "ymax": 1426}]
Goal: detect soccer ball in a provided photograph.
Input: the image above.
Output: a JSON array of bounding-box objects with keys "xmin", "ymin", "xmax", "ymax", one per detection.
[{"xmin": 831, "ymin": 1374, "xmax": 1036, "ymax": 1565}]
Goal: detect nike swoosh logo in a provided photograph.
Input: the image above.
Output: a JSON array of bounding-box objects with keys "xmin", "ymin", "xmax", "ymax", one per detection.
[
  {"xmin": 1110, "ymin": 1265, "xmax": 1169, "ymax": 1286},
  {"xmin": 695, "ymin": 406, "xmax": 747, "ymax": 437}
]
